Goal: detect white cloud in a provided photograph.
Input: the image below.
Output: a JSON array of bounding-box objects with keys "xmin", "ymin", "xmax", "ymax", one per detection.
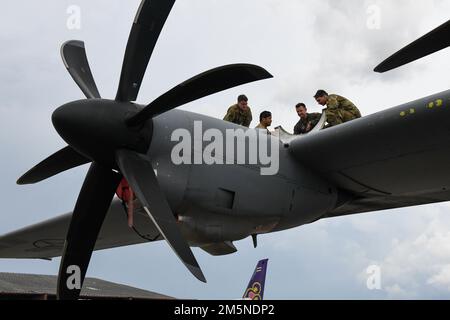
[
  {"xmin": 378, "ymin": 213, "xmax": 450, "ymax": 298},
  {"xmin": 427, "ymin": 265, "xmax": 450, "ymax": 291},
  {"xmin": 385, "ymin": 284, "xmax": 413, "ymax": 299}
]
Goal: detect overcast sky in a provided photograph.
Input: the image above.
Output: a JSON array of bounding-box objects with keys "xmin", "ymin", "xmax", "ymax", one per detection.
[{"xmin": 1, "ymin": 0, "xmax": 450, "ymax": 300}]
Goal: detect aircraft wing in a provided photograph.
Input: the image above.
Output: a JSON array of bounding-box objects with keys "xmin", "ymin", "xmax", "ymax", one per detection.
[
  {"xmin": 0, "ymin": 199, "xmax": 161, "ymax": 259},
  {"xmin": 289, "ymin": 90, "xmax": 450, "ymax": 218}
]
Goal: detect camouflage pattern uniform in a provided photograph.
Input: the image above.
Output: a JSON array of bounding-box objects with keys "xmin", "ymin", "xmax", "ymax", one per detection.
[
  {"xmin": 325, "ymin": 94, "xmax": 361, "ymax": 127},
  {"xmin": 223, "ymin": 104, "xmax": 253, "ymax": 127},
  {"xmin": 294, "ymin": 112, "xmax": 322, "ymax": 135}
]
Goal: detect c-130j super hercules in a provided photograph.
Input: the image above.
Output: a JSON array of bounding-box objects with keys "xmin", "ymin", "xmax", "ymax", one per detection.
[{"xmin": 0, "ymin": 0, "xmax": 449, "ymax": 299}]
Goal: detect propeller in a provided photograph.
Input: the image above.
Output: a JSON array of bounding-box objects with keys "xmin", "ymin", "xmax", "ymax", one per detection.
[
  {"xmin": 116, "ymin": 0, "xmax": 176, "ymax": 102},
  {"xmin": 116, "ymin": 150, "xmax": 206, "ymax": 282},
  {"xmin": 18, "ymin": 0, "xmax": 272, "ymax": 299},
  {"xmin": 61, "ymin": 40, "xmax": 101, "ymax": 99},
  {"xmin": 56, "ymin": 163, "xmax": 122, "ymax": 300},
  {"xmin": 375, "ymin": 20, "xmax": 450, "ymax": 73},
  {"xmin": 127, "ymin": 63, "xmax": 273, "ymax": 126},
  {"xmin": 16, "ymin": 41, "xmax": 102, "ymax": 185},
  {"xmin": 17, "ymin": 146, "xmax": 90, "ymax": 185}
]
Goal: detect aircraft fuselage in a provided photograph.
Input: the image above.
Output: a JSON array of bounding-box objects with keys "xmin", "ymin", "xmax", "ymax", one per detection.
[{"xmin": 142, "ymin": 109, "xmax": 338, "ymax": 246}]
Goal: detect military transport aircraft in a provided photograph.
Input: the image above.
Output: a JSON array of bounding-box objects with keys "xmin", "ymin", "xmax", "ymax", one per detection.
[{"xmin": 0, "ymin": 0, "xmax": 449, "ymax": 300}]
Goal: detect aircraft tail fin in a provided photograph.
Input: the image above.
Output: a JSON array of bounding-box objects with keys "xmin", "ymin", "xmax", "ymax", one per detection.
[
  {"xmin": 242, "ymin": 259, "xmax": 268, "ymax": 300},
  {"xmin": 374, "ymin": 20, "xmax": 450, "ymax": 73}
]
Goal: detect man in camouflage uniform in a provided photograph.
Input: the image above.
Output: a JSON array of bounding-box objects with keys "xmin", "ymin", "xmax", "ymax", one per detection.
[
  {"xmin": 314, "ymin": 90, "xmax": 361, "ymax": 127},
  {"xmin": 255, "ymin": 111, "xmax": 272, "ymax": 135},
  {"xmin": 223, "ymin": 94, "xmax": 253, "ymax": 127},
  {"xmin": 294, "ymin": 103, "xmax": 322, "ymax": 135}
]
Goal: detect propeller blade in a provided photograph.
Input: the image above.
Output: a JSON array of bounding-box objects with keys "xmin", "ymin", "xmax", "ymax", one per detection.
[
  {"xmin": 17, "ymin": 146, "xmax": 90, "ymax": 185},
  {"xmin": 61, "ymin": 40, "xmax": 101, "ymax": 99},
  {"xmin": 126, "ymin": 64, "xmax": 273, "ymax": 126},
  {"xmin": 116, "ymin": 149, "xmax": 206, "ymax": 283},
  {"xmin": 374, "ymin": 20, "xmax": 450, "ymax": 73},
  {"xmin": 115, "ymin": 0, "xmax": 176, "ymax": 102},
  {"xmin": 57, "ymin": 163, "xmax": 122, "ymax": 300}
]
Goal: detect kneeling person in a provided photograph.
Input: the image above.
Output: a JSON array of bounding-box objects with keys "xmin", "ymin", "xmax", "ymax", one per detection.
[{"xmin": 314, "ymin": 90, "xmax": 361, "ymax": 128}]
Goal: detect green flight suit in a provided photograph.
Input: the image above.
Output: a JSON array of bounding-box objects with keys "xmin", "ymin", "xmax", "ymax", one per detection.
[
  {"xmin": 325, "ymin": 94, "xmax": 361, "ymax": 127},
  {"xmin": 223, "ymin": 104, "xmax": 253, "ymax": 128}
]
